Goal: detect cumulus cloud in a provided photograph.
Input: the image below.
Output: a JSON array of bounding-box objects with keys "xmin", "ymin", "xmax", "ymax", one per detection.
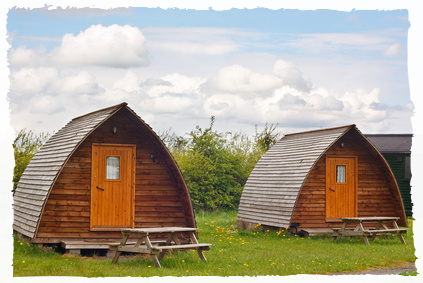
[
  {"xmin": 138, "ymin": 73, "xmax": 206, "ymax": 115},
  {"xmin": 29, "ymin": 95, "xmax": 65, "ymax": 114},
  {"xmin": 199, "ymin": 63, "xmax": 392, "ymax": 130},
  {"xmin": 8, "ymin": 46, "xmax": 47, "ymax": 67},
  {"xmin": 10, "ymin": 67, "xmax": 58, "ymax": 95},
  {"xmin": 201, "ymin": 65, "xmax": 282, "ymax": 98},
  {"xmin": 49, "ymin": 24, "xmax": 149, "ymax": 68},
  {"xmin": 273, "ymin": 60, "xmax": 313, "ymax": 92},
  {"xmin": 113, "ymin": 72, "xmax": 141, "ymax": 92},
  {"xmin": 53, "ymin": 71, "xmax": 101, "ymax": 95},
  {"xmin": 7, "ymin": 0, "xmax": 132, "ymax": 15},
  {"xmin": 8, "ymin": 55, "xmax": 412, "ymax": 136}
]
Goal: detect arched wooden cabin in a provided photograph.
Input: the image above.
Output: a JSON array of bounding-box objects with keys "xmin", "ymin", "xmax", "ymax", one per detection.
[
  {"xmin": 237, "ymin": 125, "xmax": 407, "ymax": 233},
  {"xmin": 13, "ymin": 102, "xmax": 196, "ymax": 247}
]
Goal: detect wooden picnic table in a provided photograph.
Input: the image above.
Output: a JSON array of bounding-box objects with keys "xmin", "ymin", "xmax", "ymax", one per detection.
[
  {"xmin": 333, "ymin": 217, "xmax": 408, "ymax": 245},
  {"xmin": 109, "ymin": 227, "xmax": 212, "ymax": 268}
]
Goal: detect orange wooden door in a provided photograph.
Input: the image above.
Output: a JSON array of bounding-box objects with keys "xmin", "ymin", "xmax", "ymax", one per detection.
[
  {"xmin": 91, "ymin": 144, "xmax": 136, "ymax": 230},
  {"xmin": 326, "ymin": 156, "xmax": 357, "ymax": 221}
]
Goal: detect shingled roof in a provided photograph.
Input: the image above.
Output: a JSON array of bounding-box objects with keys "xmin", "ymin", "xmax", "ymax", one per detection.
[
  {"xmin": 237, "ymin": 125, "xmax": 357, "ymax": 228},
  {"xmin": 365, "ymin": 134, "xmax": 412, "ymax": 154},
  {"xmin": 13, "ymin": 103, "xmax": 156, "ymax": 238}
]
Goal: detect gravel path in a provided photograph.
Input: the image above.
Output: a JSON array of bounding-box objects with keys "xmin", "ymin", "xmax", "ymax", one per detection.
[{"xmin": 284, "ymin": 263, "xmax": 423, "ymax": 283}]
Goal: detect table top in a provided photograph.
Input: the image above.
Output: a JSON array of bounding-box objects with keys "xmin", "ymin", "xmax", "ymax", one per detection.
[
  {"xmin": 340, "ymin": 217, "xmax": 399, "ymax": 222},
  {"xmin": 120, "ymin": 227, "xmax": 199, "ymax": 234}
]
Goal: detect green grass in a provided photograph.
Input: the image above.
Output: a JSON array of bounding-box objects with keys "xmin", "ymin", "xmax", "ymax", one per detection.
[{"xmin": 13, "ymin": 211, "xmax": 416, "ymax": 277}]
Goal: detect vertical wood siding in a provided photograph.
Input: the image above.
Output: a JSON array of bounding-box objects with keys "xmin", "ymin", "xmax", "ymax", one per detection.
[{"xmin": 383, "ymin": 155, "xmax": 413, "ymax": 217}]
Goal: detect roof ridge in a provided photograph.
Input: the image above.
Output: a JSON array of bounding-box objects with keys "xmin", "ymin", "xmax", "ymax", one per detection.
[
  {"xmin": 284, "ymin": 124, "xmax": 356, "ymax": 137},
  {"xmin": 71, "ymin": 102, "xmax": 128, "ymax": 121},
  {"xmin": 365, "ymin": 133, "xmax": 413, "ymax": 136}
]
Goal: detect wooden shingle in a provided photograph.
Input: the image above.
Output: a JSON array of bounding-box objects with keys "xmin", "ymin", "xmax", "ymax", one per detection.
[
  {"xmin": 237, "ymin": 124, "xmax": 407, "ymax": 230},
  {"xmin": 13, "ymin": 104, "xmax": 123, "ymax": 238}
]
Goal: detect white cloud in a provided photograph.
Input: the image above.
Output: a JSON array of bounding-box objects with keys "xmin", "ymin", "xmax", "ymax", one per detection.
[
  {"xmin": 52, "ymin": 71, "xmax": 101, "ymax": 95},
  {"xmin": 0, "ymin": 24, "xmax": 13, "ymax": 47},
  {"xmin": 8, "ymin": 46, "xmax": 47, "ymax": 67},
  {"xmin": 10, "ymin": 67, "xmax": 58, "ymax": 95},
  {"xmin": 4, "ymin": 0, "xmax": 132, "ymax": 15},
  {"xmin": 273, "ymin": 60, "xmax": 313, "ymax": 92},
  {"xmin": 383, "ymin": 43, "xmax": 401, "ymax": 56},
  {"xmin": 113, "ymin": 72, "xmax": 141, "ymax": 92},
  {"xmin": 145, "ymin": 73, "xmax": 205, "ymax": 98},
  {"xmin": 29, "ymin": 96, "xmax": 65, "ymax": 115},
  {"xmin": 201, "ymin": 64, "xmax": 282, "ymax": 98},
  {"xmin": 139, "ymin": 73, "xmax": 206, "ymax": 115},
  {"xmin": 49, "ymin": 24, "xmax": 149, "ymax": 68}
]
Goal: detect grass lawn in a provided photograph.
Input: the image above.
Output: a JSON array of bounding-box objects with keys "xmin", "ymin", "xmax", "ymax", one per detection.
[{"xmin": 13, "ymin": 210, "xmax": 416, "ymax": 277}]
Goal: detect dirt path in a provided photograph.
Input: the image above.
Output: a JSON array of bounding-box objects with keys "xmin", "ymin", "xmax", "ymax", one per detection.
[{"xmin": 284, "ymin": 263, "xmax": 423, "ymax": 283}]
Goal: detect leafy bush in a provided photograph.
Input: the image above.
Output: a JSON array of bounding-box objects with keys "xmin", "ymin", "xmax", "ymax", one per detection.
[
  {"xmin": 162, "ymin": 117, "xmax": 280, "ymax": 211},
  {"xmin": 0, "ymin": 129, "xmax": 49, "ymax": 218}
]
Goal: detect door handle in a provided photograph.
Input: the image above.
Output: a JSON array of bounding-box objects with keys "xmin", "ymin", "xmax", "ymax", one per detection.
[
  {"xmin": 96, "ymin": 186, "xmax": 104, "ymax": 191},
  {"xmin": 329, "ymin": 188, "xmax": 335, "ymax": 192}
]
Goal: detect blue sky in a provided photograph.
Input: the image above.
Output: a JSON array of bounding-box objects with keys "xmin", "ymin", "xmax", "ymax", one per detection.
[{"xmin": 0, "ymin": 0, "xmax": 423, "ymax": 135}]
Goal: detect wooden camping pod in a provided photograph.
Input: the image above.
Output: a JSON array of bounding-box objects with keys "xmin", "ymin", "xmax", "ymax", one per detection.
[
  {"xmin": 237, "ymin": 125, "xmax": 407, "ymax": 231},
  {"xmin": 13, "ymin": 103, "xmax": 196, "ymax": 244}
]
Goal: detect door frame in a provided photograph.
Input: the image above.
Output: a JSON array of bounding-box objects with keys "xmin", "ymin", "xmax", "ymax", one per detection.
[
  {"xmin": 325, "ymin": 155, "xmax": 358, "ymax": 222},
  {"xmin": 90, "ymin": 143, "xmax": 136, "ymax": 231}
]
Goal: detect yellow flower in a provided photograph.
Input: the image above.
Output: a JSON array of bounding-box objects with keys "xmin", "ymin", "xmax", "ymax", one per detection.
[
  {"xmin": 148, "ymin": 266, "xmax": 151, "ymax": 268},
  {"xmin": 22, "ymin": 261, "xmax": 25, "ymax": 263},
  {"xmin": 20, "ymin": 242, "xmax": 23, "ymax": 246},
  {"xmin": 182, "ymin": 260, "xmax": 185, "ymax": 263}
]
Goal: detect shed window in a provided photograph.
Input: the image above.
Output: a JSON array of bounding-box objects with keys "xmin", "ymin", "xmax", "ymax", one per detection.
[
  {"xmin": 336, "ymin": 165, "xmax": 346, "ymax": 183},
  {"xmin": 106, "ymin": 156, "xmax": 120, "ymax": 180},
  {"xmin": 404, "ymin": 156, "xmax": 416, "ymax": 180}
]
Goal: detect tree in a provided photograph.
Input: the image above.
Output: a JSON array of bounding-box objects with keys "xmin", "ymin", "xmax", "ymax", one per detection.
[
  {"xmin": 161, "ymin": 118, "xmax": 282, "ymax": 211},
  {"xmin": 0, "ymin": 129, "xmax": 49, "ymax": 218}
]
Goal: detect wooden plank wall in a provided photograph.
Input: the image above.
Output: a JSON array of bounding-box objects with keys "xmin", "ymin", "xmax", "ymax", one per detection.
[
  {"xmin": 384, "ymin": 155, "xmax": 413, "ymax": 217},
  {"xmin": 35, "ymin": 109, "xmax": 191, "ymax": 243},
  {"xmin": 291, "ymin": 130, "xmax": 406, "ymax": 228}
]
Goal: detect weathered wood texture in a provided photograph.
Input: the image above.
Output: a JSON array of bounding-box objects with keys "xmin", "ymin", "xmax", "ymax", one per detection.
[
  {"xmin": 13, "ymin": 103, "xmax": 196, "ymax": 243},
  {"xmin": 237, "ymin": 125, "xmax": 407, "ymax": 230},
  {"xmin": 238, "ymin": 125, "xmax": 351, "ymax": 228},
  {"xmin": 291, "ymin": 129, "xmax": 406, "ymax": 228},
  {"xmin": 13, "ymin": 105, "xmax": 122, "ymax": 238}
]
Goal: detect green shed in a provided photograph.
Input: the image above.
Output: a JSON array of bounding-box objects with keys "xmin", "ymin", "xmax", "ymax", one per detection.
[{"xmin": 365, "ymin": 134, "xmax": 413, "ymax": 217}]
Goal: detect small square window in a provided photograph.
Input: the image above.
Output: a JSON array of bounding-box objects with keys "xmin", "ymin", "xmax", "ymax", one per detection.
[
  {"xmin": 106, "ymin": 156, "xmax": 120, "ymax": 180},
  {"xmin": 336, "ymin": 165, "xmax": 346, "ymax": 183}
]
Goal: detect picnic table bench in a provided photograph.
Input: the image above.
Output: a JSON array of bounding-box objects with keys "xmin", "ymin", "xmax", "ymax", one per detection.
[
  {"xmin": 333, "ymin": 217, "xmax": 408, "ymax": 245},
  {"xmin": 109, "ymin": 227, "xmax": 212, "ymax": 268}
]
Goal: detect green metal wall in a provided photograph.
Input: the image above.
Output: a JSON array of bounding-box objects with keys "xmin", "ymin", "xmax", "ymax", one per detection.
[{"xmin": 384, "ymin": 154, "xmax": 423, "ymax": 217}]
